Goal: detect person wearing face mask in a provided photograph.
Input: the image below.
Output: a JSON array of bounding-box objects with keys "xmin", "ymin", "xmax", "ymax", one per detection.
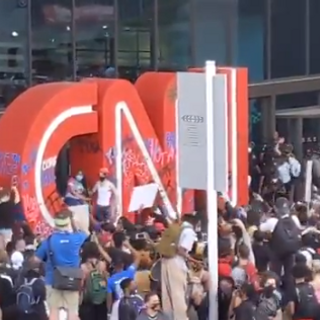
[
  {"xmin": 91, "ymin": 168, "xmax": 118, "ymax": 223},
  {"xmin": 256, "ymin": 273, "xmax": 282, "ymax": 320},
  {"xmin": 137, "ymin": 292, "xmax": 169, "ymax": 320},
  {"xmin": 64, "ymin": 170, "xmax": 88, "ymax": 206}
]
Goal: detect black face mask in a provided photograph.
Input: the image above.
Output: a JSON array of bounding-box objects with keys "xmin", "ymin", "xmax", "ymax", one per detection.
[
  {"xmin": 263, "ymin": 285, "xmax": 274, "ymax": 298},
  {"xmin": 99, "ymin": 176, "xmax": 105, "ymax": 181}
]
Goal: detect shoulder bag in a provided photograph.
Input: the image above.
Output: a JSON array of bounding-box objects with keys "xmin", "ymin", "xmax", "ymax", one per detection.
[{"xmin": 47, "ymin": 235, "xmax": 83, "ymax": 291}]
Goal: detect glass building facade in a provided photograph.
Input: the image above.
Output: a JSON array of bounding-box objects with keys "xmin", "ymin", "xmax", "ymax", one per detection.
[{"xmin": 1, "ymin": 0, "xmax": 320, "ymax": 107}]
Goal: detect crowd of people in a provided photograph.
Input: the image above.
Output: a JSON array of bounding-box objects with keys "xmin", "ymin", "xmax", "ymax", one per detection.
[{"xmin": 1, "ymin": 135, "xmax": 320, "ymax": 320}]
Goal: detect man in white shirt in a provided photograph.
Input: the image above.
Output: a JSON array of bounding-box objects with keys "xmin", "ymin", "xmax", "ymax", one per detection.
[
  {"xmin": 91, "ymin": 168, "xmax": 118, "ymax": 223},
  {"xmin": 161, "ymin": 214, "xmax": 198, "ymax": 320}
]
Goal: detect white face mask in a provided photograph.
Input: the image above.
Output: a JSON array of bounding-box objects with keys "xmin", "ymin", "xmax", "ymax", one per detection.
[{"xmin": 75, "ymin": 174, "xmax": 83, "ymax": 182}]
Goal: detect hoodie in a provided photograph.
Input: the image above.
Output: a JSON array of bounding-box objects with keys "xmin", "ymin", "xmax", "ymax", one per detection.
[{"xmin": 136, "ymin": 310, "xmax": 170, "ymax": 320}]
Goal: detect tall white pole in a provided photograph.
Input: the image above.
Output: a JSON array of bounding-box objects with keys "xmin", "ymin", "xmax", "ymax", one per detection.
[{"xmin": 205, "ymin": 60, "xmax": 219, "ymax": 320}]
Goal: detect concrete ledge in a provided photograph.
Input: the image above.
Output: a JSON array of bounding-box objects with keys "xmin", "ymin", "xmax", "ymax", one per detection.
[
  {"xmin": 249, "ymin": 75, "xmax": 320, "ymax": 98},
  {"xmin": 276, "ymin": 105, "xmax": 320, "ymax": 118}
]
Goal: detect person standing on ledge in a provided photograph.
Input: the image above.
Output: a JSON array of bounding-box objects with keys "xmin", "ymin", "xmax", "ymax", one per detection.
[{"xmin": 91, "ymin": 168, "xmax": 119, "ymax": 223}]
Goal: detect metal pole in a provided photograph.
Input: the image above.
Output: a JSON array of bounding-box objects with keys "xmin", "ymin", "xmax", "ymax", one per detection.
[
  {"xmin": 305, "ymin": 0, "xmax": 310, "ymax": 75},
  {"xmin": 205, "ymin": 60, "xmax": 218, "ymax": 320},
  {"xmin": 265, "ymin": 0, "xmax": 272, "ymax": 79}
]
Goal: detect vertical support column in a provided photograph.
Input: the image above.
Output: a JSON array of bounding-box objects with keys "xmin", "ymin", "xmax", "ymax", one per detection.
[
  {"xmin": 71, "ymin": 0, "xmax": 76, "ymax": 81},
  {"xmin": 26, "ymin": 0, "xmax": 32, "ymax": 87},
  {"xmin": 261, "ymin": 95, "xmax": 276, "ymax": 142},
  {"xmin": 315, "ymin": 120, "xmax": 320, "ymax": 143},
  {"xmin": 113, "ymin": 0, "xmax": 119, "ymax": 77},
  {"xmin": 290, "ymin": 118, "xmax": 303, "ymax": 161},
  {"xmin": 150, "ymin": 0, "xmax": 159, "ymax": 71}
]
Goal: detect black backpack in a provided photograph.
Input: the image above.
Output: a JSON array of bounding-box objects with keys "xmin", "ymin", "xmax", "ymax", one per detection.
[
  {"xmin": 272, "ymin": 216, "xmax": 301, "ymax": 256},
  {"xmin": 295, "ymin": 283, "xmax": 319, "ymax": 319}
]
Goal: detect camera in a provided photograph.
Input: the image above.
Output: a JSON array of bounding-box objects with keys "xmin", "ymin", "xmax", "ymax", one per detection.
[{"xmin": 135, "ymin": 233, "xmax": 146, "ymax": 240}]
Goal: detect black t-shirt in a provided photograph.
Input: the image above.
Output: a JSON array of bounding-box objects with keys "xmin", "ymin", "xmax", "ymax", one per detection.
[
  {"xmin": 252, "ymin": 242, "xmax": 270, "ymax": 273},
  {"xmin": 0, "ymin": 201, "xmax": 16, "ymax": 229},
  {"xmin": 106, "ymin": 247, "xmax": 133, "ymax": 268},
  {"xmin": 234, "ymin": 300, "xmax": 255, "ymax": 320},
  {"xmin": 289, "ymin": 282, "xmax": 319, "ymax": 320},
  {"xmin": 118, "ymin": 297, "xmax": 138, "ymax": 320},
  {"xmin": 249, "ymin": 153, "xmax": 259, "ymax": 176}
]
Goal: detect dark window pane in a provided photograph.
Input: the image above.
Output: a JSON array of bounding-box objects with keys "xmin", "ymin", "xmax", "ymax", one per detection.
[
  {"xmin": 238, "ymin": 0, "xmax": 266, "ymax": 81},
  {"xmin": 158, "ymin": 0, "xmax": 191, "ymax": 69},
  {"xmin": 249, "ymin": 99, "xmax": 262, "ymax": 143},
  {"xmin": 193, "ymin": 0, "xmax": 236, "ymax": 66},
  {"xmin": 309, "ymin": 0, "xmax": 320, "ymax": 74},
  {"xmin": 276, "ymin": 92, "xmax": 318, "ymax": 110},
  {"xmin": 271, "ymin": 0, "xmax": 306, "ymax": 78},
  {"xmin": 0, "ymin": 0, "xmax": 28, "ymax": 107},
  {"xmin": 117, "ymin": 0, "xmax": 154, "ymax": 80},
  {"xmin": 75, "ymin": 0, "xmax": 115, "ymax": 79},
  {"xmin": 31, "ymin": 0, "xmax": 73, "ymax": 82}
]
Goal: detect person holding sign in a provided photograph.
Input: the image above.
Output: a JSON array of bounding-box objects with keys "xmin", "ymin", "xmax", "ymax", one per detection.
[{"xmin": 91, "ymin": 168, "xmax": 119, "ymax": 223}]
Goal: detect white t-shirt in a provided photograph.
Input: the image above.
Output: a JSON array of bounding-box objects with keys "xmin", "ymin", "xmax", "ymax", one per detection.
[
  {"xmin": 259, "ymin": 214, "xmax": 301, "ymax": 233},
  {"xmin": 93, "ymin": 180, "xmax": 113, "ymax": 206}
]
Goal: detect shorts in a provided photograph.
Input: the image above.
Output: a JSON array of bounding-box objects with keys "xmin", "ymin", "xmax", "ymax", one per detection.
[
  {"xmin": 64, "ymin": 197, "xmax": 85, "ymax": 206},
  {"xmin": 46, "ymin": 285, "xmax": 79, "ymax": 314}
]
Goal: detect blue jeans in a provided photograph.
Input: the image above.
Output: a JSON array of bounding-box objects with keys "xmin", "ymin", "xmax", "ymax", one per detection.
[
  {"xmin": 64, "ymin": 197, "xmax": 85, "ymax": 206},
  {"xmin": 96, "ymin": 205, "xmax": 111, "ymax": 222}
]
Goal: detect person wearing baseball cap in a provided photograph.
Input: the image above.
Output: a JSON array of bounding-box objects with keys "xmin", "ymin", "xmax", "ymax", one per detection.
[{"xmin": 35, "ymin": 208, "xmax": 89, "ymax": 320}]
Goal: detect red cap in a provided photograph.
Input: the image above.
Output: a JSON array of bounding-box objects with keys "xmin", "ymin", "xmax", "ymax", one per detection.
[{"xmin": 154, "ymin": 222, "xmax": 165, "ymax": 232}]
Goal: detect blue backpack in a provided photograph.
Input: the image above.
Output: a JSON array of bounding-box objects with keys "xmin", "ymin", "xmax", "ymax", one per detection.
[{"xmin": 16, "ymin": 278, "xmax": 40, "ymax": 314}]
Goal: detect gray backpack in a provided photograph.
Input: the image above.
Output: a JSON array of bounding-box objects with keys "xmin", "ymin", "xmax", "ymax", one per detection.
[{"xmin": 255, "ymin": 291, "xmax": 281, "ymax": 319}]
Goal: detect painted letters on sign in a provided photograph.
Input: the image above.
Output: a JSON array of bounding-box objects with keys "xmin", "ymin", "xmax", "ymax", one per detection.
[
  {"xmin": 41, "ymin": 157, "xmax": 57, "ymax": 187},
  {"xmin": 0, "ymin": 70, "xmax": 248, "ymax": 233}
]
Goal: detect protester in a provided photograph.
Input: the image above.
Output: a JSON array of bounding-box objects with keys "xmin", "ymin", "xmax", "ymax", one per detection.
[
  {"xmin": 107, "ymin": 239, "xmax": 141, "ymax": 316},
  {"xmin": 0, "ymin": 249, "xmax": 18, "ymax": 320},
  {"xmin": 3, "ymin": 136, "xmax": 320, "ymax": 320},
  {"xmin": 259, "ymin": 197, "xmax": 301, "ymax": 282},
  {"xmin": 91, "ymin": 168, "xmax": 118, "ymax": 223},
  {"xmin": 64, "ymin": 171, "xmax": 88, "ymax": 206},
  {"xmin": 35, "ymin": 209, "xmax": 89, "ymax": 320},
  {"xmin": 16, "ymin": 256, "xmax": 47, "ymax": 320},
  {"xmin": 137, "ymin": 292, "xmax": 168, "ymax": 320},
  {"xmin": 11, "ymin": 238, "xmax": 26, "ymax": 270},
  {"xmin": 158, "ymin": 213, "xmax": 198, "ymax": 320},
  {"xmin": 0, "ymin": 186, "xmax": 21, "ymax": 241},
  {"xmin": 79, "ymin": 240, "xmax": 108, "ymax": 320},
  {"xmin": 117, "ymin": 278, "xmax": 143, "ymax": 320}
]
